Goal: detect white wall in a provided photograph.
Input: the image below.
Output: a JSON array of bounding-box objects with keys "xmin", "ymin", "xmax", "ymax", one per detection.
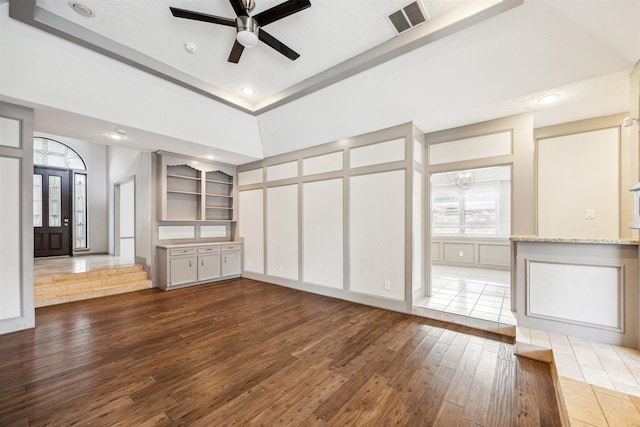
[
  {"xmin": 0, "ymin": 156, "xmax": 21, "ymax": 320},
  {"xmin": 239, "ymin": 123, "xmax": 419, "ymax": 313},
  {"xmin": 238, "ymin": 189, "xmax": 264, "ymax": 274},
  {"xmin": 303, "ymin": 178, "xmax": 343, "ymax": 289},
  {"xmin": 350, "ymin": 170, "xmax": 405, "ymax": 300},
  {"xmin": 266, "ymin": 185, "xmax": 299, "ymax": 281},
  {"xmin": 538, "ymin": 127, "xmax": 619, "ymax": 238},
  {"xmin": 0, "ymin": 3, "xmax": 262, "ymax": 160},
  {"xmin": 106, "ymin": 146, "xmax": 153, "ymax": 266},
  {"xmin": 0, "ymin": 102, "xmax": 34, "ymax": 335}
]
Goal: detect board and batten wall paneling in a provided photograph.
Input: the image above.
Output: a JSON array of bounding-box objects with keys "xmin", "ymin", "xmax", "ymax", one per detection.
[
  {"xmin": 527, "ymin": 261, "xmax": 621, "ymax": 330},
  {"xmin": 350, "ymin": 138, "xmax": 405, "ymax": 169},
  {"xmin": 350, "ymin": 170, "xmax": 405, "ymax": 300},
  {"xmin": 302, "ymin": 151, "xmax": 343, "ymax": 176},
  {"xmin": 266, "ymin": 161, "xmax": 298, "ymax": 182},
  {"xmin": 538, "ymin": 127, "xmax": 619, "ymax": 238},
  {"xmin": 238, "ymin": 168, "xmax": 263, "ymax": 186},
  {"xmin": 302, "ymin": 179, "xmax": 343, "ymax": 289},
  {"xmin": 0, "ymin": 102, "xmax": 34, "ymax": 334},
  {"xmin": 238, "ymin": 189, "xmax": 264, "ymax": 274},
  {"xmin": 267, "ymin": 185, "xmax": 298, "ymax": 280},
  {"xmin": 429, "ymin": 131, "xmax": 512, "ymax": 165},
  {"xmin": 413, "ymin": 171, "xmax": 423, "ymax": 292},
  {"xmin": 0, "ymin": 157, "xmax": 21, "ymax": 320}
]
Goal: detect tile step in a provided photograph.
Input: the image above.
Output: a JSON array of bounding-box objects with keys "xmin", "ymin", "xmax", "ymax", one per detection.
[
  {"xmin": 35, "ymin": 280, "xmax": 153, "ymax": 308},
  {"xmin": 35, "ymin": 271, "xmax": 150, "ymax": 296},
  {"xmin": 34, "ymin": 264, "xmax": 145, "ymax": 286}
]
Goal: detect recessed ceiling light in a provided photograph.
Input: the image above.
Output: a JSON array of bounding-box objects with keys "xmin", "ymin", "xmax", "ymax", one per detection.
[
  {"xmin": 205, "ymin": 154, "xmax": 215, "ymax": 160},
  {"xmin": 68, "ymin": 1, "xmax": 94, "ymax": 17},
  {"xmin": 241, "ymin": 87, "xmax": 255, "ymax": 96},
  {"xmin": 537, "ymin": 94, "xmax": 560, "ymax": 105},
  {"xmin": 184, "ymin": 42, "xmax": 198, "ymax": 54},
  {"xmin": 108, "ymin": 129, "xmax": 126, "ymax": 140}
]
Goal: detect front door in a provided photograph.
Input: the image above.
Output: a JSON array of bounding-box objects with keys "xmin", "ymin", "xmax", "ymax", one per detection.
[{"xmin": 34, "ymin": 167, "xmax": 72, "ymax": 257}]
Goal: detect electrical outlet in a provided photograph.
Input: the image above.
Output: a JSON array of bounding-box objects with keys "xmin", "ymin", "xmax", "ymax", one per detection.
[
  {"xmin": 384, "ymin": 281, "xmax": 391, "ymax": 290},
  {"xmin": 247, "ymin": 260, "xmax": 252, "ymax": 267},
  {"xmin": 278, "ymin": 265, "xmax": 283, "ymax": 272},
  {"xmin": 585, "ymin": 209, "xmax": 595, "ymax": 219},
  {"xmin": 459, "ymin": 251, "xmax": 464, "ymax": 257}
]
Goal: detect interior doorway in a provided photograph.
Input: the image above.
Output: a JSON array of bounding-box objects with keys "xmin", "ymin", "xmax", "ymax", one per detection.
[
  {"xmin": 114, "ymin": 177, "xmax": 135, "ymax": 259},
  {"xmin": 34, "ymin": 166, "xmax": 72, "ymax": 257},
  {"xmin": 425, "ymin": 165, "xmax": 514, "ymax": 324}
]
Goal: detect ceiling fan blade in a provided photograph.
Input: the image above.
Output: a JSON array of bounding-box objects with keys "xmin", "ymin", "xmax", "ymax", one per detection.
[
  {"xmin": 253, "ymin": 0, "xmax": 311, "ymax": 27},
  {"xmin": 258, "ymin": 29, "xmax": 300, "ymax": 61},
  {"xmin": 228, "ymin": 40, "xmax": 245, "ymax": 63},
  {"xmin": 170, "ymin": 7, "xmax": 235, "ymax": 27},
  {"xmin": 228, "ymin": 0, "xmax": 248, "ymax": 17}
]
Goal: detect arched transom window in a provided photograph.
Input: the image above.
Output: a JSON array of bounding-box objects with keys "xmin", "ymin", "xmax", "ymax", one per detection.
[{"xmin": 34, "ymin": 137, "xmax": 86, "ymax": 170}]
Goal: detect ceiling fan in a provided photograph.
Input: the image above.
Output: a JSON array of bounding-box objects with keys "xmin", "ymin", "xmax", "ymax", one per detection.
[{"xmin": 170, "ymin": 0, "xmax": 311, "ymax": 64}]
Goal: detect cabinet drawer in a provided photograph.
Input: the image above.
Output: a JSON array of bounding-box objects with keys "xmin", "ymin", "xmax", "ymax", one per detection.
[
  {"xmin": 198, "ymin": 246, "xmax": 220, "ymax": 254},
  {"xmin": 221, "ymin": 244, "xmax": 241, "ymax": 252},
  {"xmin": 170, "ymin": 248, "xmax": 196, "ymax": 256}
]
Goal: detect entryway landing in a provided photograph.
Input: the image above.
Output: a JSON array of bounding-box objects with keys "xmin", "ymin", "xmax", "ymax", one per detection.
[{"xmin": 34, "ymin": 255, "xmax": 152, "ymax": 307}]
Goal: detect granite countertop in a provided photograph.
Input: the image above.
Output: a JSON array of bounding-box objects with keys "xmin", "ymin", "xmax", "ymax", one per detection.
[
  {"xmin": 509, "ymin": 235, "xmax": 639, "ymax": 245},
  {"xmin": 157, "ymin": 241, "xmax": 242, "ymax": 249}
]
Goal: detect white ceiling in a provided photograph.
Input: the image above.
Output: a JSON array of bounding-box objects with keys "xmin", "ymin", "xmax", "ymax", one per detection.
[
  {"xmin": 35, "ymin": 0, "xmax": 468, "ymax": 105},
  {"xmin": 4, "ymin": 0, "xmax": 640, "ymax": 163}
]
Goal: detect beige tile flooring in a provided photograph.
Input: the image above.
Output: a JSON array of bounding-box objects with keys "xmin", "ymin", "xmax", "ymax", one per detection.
[
  {"xmin": 517, "ymin": 327, "xmax": 640, "ymax": 425},
  {"xmin": 34, "ymin": 255, "xmax": 137, "ymax": 277},
  {"xmin": 414, "ymin": 265, "xmax": 516, "ymax": 336}
]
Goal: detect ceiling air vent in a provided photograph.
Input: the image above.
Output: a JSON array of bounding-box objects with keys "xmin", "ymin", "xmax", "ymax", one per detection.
[{"xmin": 388, "ymin": 1, "xmax": 428, "ymax": 35}]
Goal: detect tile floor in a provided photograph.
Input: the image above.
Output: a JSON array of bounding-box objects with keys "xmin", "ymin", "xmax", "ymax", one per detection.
[
  {"xmin": 34, "ymin": 255, "xmax": 137, "ymax": 277},
  {"xmin": 517, "ymin": 327, "xmax": 640, "ymax": 425},
  {"xmin": 415, "ymin": 265, "xmax": 516, "ymax": 327}
]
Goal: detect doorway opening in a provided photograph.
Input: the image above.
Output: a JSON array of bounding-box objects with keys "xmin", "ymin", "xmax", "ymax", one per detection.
[
  {"xmin": 420, "ymin": 165, "xmax": 514, "ymax": 326},
  {"xmin": 33, "ymin": 166, "xmax": 72, "ymax": 257},
  {"xmin": 33, "ymin": 137, "xmax": 88, "ymax": 257},
  {"xmin": 114, "ymin": 177, "xmax": 135, "ymax": 260}
]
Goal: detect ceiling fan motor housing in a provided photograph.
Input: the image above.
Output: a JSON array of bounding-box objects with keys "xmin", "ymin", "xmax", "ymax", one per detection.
[{"xmin": 236, "ymin": 16, "xmax": 259, "ymax": 47}]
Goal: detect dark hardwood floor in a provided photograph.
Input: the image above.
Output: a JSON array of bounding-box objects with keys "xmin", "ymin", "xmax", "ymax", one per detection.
[{"xmin": 0, "ymin": 278, "xmax": 561, "ymax": 426}]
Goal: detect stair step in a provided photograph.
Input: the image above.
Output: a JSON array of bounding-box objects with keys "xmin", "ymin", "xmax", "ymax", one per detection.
[
  {"xmin": 35, "ymin": 271, "xmax": 149, "ymax": 296},
  {"xmin": 34, "ymin": 264, "xmax": 144, "ymax": 286},
  {"xmin": 35, "ymin": 280, "xmax": 153, "ymax": 308},
  {"xmin": 34, "ymin": 262, "xmax": 152, "ymax": 308}
]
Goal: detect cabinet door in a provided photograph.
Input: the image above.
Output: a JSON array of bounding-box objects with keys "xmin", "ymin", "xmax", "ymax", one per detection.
[
  {"xmin": 221, "ymin": 251, "xmax": 241, "ymax": 277},
  {"xmin": 198, "ymin": 253, "xmax": 221, "ymax": 282},
  {"xmin": 170, "ymin": 255, "xmax": 197, "ymax": 286}
]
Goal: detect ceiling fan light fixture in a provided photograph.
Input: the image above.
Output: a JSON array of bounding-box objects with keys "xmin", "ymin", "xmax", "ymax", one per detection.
[{"xmin": 236, "ymin": 16, "xmax": 259, "ymax": 47}]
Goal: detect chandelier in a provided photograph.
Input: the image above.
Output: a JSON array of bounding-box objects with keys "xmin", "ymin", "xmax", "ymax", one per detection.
[{"xmin": 448, "ymin": 171, "xmax": 475, "ymax": 190}]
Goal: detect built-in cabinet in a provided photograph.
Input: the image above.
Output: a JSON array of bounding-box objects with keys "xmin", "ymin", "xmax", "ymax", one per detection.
[
  {"xmin": 158, "ymin": 152, "xmax": 236, "ymax": 223},
  {"xmin": 157, "ymin": 242, "xmax": 242, "ymax": 290}
]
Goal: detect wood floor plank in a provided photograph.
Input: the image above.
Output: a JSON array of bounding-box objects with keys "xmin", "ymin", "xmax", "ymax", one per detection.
[
  {"xmin": 0, "ymin": 278, "xmax": 561, "ymax": 426},
  {"xmin": 462, "ymin": 349, "xmax": 498, "ymax": 425}
]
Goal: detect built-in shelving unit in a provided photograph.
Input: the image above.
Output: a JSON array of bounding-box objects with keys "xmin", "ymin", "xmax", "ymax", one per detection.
[
  {"xmin": 205, "ymin": 171, "xmax": 233, "ymax": 221},
  {"xmin": 158, "ymin": 153, "xmax": 236, "ymax": 223}
]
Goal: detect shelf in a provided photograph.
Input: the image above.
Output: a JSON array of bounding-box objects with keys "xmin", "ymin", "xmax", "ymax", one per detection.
[
  {"xmin": 167, "ymin": 190, "xmax": 201, "ymax": 196},
  {"xmin": 168, "ymin": 174, "xmax": 201, "ymax": 181},
  {"xmin": 158, "ymin": 219, "xmax": 235, "ymax": 224},
  {"xmin": 160, "ymin": 154, "xmax": 236, "ymax": 226}
]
